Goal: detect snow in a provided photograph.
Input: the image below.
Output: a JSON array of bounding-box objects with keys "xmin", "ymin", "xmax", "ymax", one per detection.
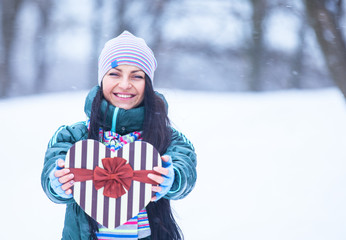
[{"xmin": 0, "ymin": 88, "xmax": 345, "ymax": 239}]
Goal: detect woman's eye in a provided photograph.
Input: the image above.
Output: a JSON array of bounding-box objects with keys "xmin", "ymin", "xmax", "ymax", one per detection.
[
  {"xmin": 109, "ymin": 73, "xmax": 119, "ymax": 77},
  {"xmin": 134, "ymin": 75, "xmax": 144, "ymax": 79}
]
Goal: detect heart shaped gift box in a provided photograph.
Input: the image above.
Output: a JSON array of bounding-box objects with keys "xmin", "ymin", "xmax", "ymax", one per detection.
[{"xmin": 65, "ymin": 139, "xmax": 161, "ymax": 229}]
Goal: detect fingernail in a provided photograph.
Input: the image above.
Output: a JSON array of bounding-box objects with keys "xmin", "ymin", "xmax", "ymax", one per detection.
[
  {"xmin": 153, "ymin": 167, "xmax": 158, "ymax": 171},
  {"xmin": 148, "ymin": 174, "xmax": 153, "ymax": 178},
  {"xmin": 69, "ymin": 174, "xmax": 74, "ymax": 179},
  {"xmin": 70, "ymin": 180, "xmax": 75, "ymax": 185},
  {"xmin": 64, "ymin": 169, "xmax": 70, "ymax": 174}
]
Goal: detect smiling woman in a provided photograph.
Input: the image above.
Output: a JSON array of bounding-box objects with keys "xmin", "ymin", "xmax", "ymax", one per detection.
[
  {"xmin": 41, "ymin": 31, "xmax": 197, "ymax": 240},
  {"xmin": 102, "ymin": 65, "xmax": 146, "ymax": 110}
]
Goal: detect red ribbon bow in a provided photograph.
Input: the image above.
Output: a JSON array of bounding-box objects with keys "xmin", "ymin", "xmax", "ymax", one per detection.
[{"xmin": 69, "ymin": 157, "xmax": 158, "ymax": 199}]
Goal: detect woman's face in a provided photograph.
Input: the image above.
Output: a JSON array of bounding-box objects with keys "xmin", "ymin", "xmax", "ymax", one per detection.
[{"xmin": 102, "ymin": 65, "xmax": 146, "ymax": 110}]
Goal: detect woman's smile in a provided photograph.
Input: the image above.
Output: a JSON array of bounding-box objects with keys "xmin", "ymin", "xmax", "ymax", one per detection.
[{"xmin": 114, "ymin": 93, "xmax": 136, "ymax": 98}]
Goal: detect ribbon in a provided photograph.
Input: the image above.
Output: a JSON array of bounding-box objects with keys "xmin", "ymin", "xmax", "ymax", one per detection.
[{"xmin": 69, "ymin": 157, "xmax": 158, "ymax": 199}]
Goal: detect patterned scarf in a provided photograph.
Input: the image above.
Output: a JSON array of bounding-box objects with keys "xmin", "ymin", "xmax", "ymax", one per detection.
[
  {"xmin": 99, "ymin": 129, "xmax": 142, "ymax": 152},
  {"xmin": 86, "ymin": 119, "xmax": 143, "ymax": 151}
]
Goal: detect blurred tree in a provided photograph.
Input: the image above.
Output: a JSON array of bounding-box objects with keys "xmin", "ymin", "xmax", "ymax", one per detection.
[
  {"xmin": 110, "ymin": 0, "xmax": 172, "ymax": 52},
  {"xmin": 113, "ymin": 0, "xmax": 134, "ymax": 34},
  {"xmin": 89, "ymin": 0, "xmax": 105, "ymax": 87},
  {"xmin": 0, "ymin": 0, "xmax": 24, "ymax": 97},
  {"xmin": 143, "ymin": 0, "xmax": 173, "ymax": 86},
  {"xmin": 33, "ymin": 0, "xmax": 53, "ymax": 93},
  {"xmin": 249, "ymin": 0, "xmax": 267, "ymax": 91},
  {"xmin": 146, "ymin": 0, "xmax": 173, "ymax": 53},
  {"xmin": 0, "ymin": 0, "xmax": 340, "ymax": 97},
  {"xmin": 290, "ymin": 15, "xmax": 307, "ymax": 89},
  {"xmin": 304, "ymin": 0, "xmax": 346, "ymax": 99}
]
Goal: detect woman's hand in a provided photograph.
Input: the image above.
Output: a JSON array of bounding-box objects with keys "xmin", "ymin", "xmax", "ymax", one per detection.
[
  {"xmin": 148, "ymin": 155, "xmax": 174, "ymax": 201},
  {"xmin": 48, "ymin": 159, "xmax": 74, "ymax": 199},
  {"xmin": 52, "ymin": 159, "xmax": 75, "ymax": 195}
]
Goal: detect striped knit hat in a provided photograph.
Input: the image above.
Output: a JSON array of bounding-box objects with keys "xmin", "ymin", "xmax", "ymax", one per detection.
[{"xmin": 98, "ymin": 31, "xmax": 157, "ymax": 85}]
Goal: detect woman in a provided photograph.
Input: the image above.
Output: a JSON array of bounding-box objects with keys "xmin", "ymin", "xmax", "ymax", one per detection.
[{"xmin": 41, "ymin": 31, "xmax": 197, "ymax": 240}]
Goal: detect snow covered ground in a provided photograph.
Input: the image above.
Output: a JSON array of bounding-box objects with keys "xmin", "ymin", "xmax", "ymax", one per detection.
[{"xmin": 0, "ymin": 88, "xmax": 345, "ymax": 239}]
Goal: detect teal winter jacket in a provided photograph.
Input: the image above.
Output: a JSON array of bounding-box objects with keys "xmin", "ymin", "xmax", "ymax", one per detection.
[{"xmin": 41, "ymin": 87, "xmax": 197, "ymax": 239}]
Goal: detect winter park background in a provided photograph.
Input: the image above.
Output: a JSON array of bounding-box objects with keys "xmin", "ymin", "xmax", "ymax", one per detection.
[{"xmin": 1, "ymin": 0, "xmax": 346, "ymax": 239}]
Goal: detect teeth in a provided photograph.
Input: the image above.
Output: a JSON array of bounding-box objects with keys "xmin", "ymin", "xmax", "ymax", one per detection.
[{"xmin": 116, "ymin": 94, "xmax": 132, "ymax": 98}]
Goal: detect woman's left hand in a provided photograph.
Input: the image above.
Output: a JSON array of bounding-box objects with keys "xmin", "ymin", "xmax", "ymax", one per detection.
[{"xmin": 148, "ymin": 155, "xmax": 174, "ymax": 201}]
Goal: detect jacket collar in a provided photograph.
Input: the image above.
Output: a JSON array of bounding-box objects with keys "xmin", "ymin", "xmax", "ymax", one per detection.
[{"xmin": 84, "ymin": 86, "xmax": 145, "ymax": 134}]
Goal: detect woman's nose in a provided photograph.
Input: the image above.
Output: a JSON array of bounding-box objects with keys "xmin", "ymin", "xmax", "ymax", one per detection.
[{"xmin": 118, "ymin": 77, "xmax": 132, "ymax": 89}]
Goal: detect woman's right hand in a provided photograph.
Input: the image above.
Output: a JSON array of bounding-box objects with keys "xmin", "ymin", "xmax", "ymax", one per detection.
[{"xmin": 54, "ymin": 159, "xmax": 75, "ymax": 195}]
